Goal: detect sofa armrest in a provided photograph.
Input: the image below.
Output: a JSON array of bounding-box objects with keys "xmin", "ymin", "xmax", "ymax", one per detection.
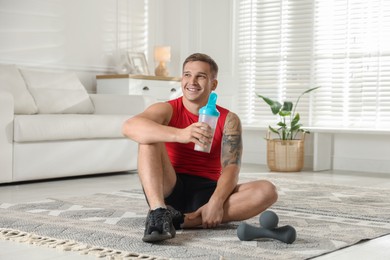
[
  {"xmin": 0, "ymin": 91, "xmax": 14, "ymax": 183},
  {"xmin": 90, "ymin": 94, "xmax": 156, "ymax": 115}
]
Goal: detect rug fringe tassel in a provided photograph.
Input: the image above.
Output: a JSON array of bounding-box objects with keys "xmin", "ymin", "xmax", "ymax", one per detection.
[{"xmin": 0, "ymin": 228, "xmax": 169, "ymax": 259}]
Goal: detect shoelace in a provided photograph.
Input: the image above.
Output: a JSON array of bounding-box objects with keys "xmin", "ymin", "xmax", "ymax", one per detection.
[{"xmin": 149, "ymin": 208, "xmax": 171, "ymax": 232}]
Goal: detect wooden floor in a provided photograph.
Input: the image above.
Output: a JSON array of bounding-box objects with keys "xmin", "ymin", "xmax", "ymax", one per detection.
[{"xmin": 0, "ymin": 164, "xmax": 389, "ymax": 260}]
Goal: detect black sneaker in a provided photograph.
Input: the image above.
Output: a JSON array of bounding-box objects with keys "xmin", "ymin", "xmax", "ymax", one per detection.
[
  {"xmin": 167, "ymin": 205, "xmax": 185, "ymax": 230},
  {"xmin": 142, "ymin": 207, "xmax": 175, "ymax": 243}
]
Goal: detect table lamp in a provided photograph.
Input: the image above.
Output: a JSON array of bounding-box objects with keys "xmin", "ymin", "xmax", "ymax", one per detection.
[{"xmin": 154, "ymin": 46, "xmax": 171, "ymax": 77}]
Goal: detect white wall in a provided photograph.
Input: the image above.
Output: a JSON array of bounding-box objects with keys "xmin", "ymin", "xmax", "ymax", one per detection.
[
  {"xmin": 0, "ymin": 0, "xmax": 144, "ymax": 93},
  {"xmin": 149, "ymin": 0, "xmax": 237, "ymax": 110},
  {"xmin": 1, "ymin": 0, "xmax": 389, "ymax": 174},
  {"xmin": 332, "ymin": 133, "xmax": 390, "ymax": 173},
  {"xmin": 243, "ymin": 128, "xmax": 390, "ymax": 175}
]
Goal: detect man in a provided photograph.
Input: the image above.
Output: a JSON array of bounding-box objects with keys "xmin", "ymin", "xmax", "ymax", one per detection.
[{"xmin": 122, "ymin": 53, "xmax": 278, "ymax": 243}]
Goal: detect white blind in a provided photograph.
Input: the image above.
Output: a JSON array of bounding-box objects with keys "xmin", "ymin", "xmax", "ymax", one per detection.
[
  {"xmin": 237, "ymin": 0, "xmax": 390, "ymax": 129},
  {"xmin": 313, "ymin": 0, "xmax": 390, "ymax": 128},
  {"xmin": 116, "ymin": 0, "xmax": 148, "ymax": 53}
]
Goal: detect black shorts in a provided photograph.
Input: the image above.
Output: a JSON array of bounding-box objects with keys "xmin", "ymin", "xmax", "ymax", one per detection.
[{"xmin": 165, "ymin": 174, "xmax": 217, "ymax": 213}]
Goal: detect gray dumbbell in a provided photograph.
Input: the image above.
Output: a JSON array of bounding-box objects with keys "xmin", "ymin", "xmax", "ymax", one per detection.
[{"xmin": 237, "ymin": 210, "xmax": 296, "ymax": 244}]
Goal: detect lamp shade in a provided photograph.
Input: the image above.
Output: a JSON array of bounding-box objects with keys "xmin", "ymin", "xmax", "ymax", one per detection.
[{"xmin": 154, "ymin": 46, "xmax": 171, "ymax": 62}]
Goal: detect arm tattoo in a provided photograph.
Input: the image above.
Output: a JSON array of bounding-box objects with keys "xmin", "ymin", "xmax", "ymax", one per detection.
[{"xmin": 222, "ymin": 113, "xmax": 243, "ymax": 167}]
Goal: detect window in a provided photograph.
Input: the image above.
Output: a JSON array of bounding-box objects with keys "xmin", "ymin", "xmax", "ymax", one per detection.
[
  {"xmin": 236, "ymin": 0, "xmax": 390, "ymax": 129},
  {"xmin": 116, "ymin": 0, "xmax": 148, "ymax": 53}
]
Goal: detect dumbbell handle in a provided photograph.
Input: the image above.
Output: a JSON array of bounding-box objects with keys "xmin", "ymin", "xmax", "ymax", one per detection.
[{"xmin": 237, "ymin": 222, "xmax": 296, "ymax": 244}]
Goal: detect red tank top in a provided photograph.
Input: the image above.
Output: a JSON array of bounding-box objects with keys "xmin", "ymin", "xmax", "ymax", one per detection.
[{"xmin": 166, "ymin": 97, "xmax": 229, "ymax": 181}]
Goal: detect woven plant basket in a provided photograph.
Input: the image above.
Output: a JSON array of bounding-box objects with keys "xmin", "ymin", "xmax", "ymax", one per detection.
[{"xmin": 266, "ymin": 133, "xmax": 305, "ymax": 172}]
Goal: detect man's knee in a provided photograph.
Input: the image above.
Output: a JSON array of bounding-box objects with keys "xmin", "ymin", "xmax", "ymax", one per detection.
[
  {"xmin": 139, "ymin": 142, "xmax": 164, "ymax": 152},
  {"xmin": 138, "ymin": 143, "xmax": 169, "ymax": 161},
  {"xmin": 255, "ymin": 180, "xmax": 278, "ymax": 204}
]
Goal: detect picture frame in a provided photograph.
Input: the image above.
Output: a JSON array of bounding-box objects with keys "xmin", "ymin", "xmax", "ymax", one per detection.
[
  {"xmin": 114, "ymin": 49, "xmax": 132, "ymax": 74},
  {"xmin": 128, "ymin": 52, "xmax": 150, "ymax": 75}
]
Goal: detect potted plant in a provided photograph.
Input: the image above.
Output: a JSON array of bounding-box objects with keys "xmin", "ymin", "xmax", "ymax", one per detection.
[{"xmin": 257, "ymin": 87, "xmax": 320, "ymax": 172}]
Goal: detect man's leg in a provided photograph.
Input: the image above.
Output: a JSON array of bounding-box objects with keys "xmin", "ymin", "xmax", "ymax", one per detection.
[
  {"xmin": 183, "ymin": 180, "xmax": 278, "ymax": 228},
  {"xmin": 137, "ymin": 143, "xmax": 176, "ymax": 209},
  {"xmin": 137, "ymin": 143, "xmax": 178, "ymax": 242},
  {"xmin": 221, "ymin": 180, "xmax": 278, "ymax": 221}
]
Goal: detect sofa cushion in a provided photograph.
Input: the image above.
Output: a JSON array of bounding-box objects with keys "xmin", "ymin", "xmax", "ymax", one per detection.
[
  {"xmin": 20, "ymin": 69, "xmax": 95, "ymax": 114},
  {"xmin": 14, "ymin": 114, "xmax": 131, "ymax": 142},
  {"xmin": 0, "ymin": 64, "xmax": 38, "ymax": 114}
]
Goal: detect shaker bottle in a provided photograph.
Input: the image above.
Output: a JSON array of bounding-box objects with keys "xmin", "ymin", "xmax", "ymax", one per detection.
[{"xmin": 194, "ymin": 92, "xmax": 220, "ymax": 153}]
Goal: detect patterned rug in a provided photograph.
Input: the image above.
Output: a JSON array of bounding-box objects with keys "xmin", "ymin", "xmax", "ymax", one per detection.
[{"xmin": 1, "ymin": 176, "xmax": 390, "ymax": 260}]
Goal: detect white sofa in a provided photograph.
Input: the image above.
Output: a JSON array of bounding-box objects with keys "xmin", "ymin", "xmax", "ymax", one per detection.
[{"xmin": 0, "ymin": 64, "xmax": 152, "ymax": 184}]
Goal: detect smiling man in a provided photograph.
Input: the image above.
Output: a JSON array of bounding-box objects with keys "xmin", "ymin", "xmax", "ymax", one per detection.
[{"xmin": 122, "ymin": 53, "xmax": 278, "ymax": 243}]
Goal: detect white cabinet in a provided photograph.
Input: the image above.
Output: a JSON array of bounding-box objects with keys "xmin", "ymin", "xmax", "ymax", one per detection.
[{"xmin": 96, "ymin": 74, "xmax": 182, "ymax": 101}]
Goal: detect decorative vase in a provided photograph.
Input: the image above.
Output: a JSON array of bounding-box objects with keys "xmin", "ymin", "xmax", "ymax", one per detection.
[{"xmin": 266, "ymin": 134, "xmax": 305, "ymax": 172}]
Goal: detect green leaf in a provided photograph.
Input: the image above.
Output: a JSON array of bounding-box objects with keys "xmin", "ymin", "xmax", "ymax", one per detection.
[
  {"xmin": 293, "ymin": 86, "xmax": 321, "ymax": 116},
  {"xmin": 270, "ymin": 102, "xmax": 282, "ymax": 115},
  {"xmin": 269, "ymin": 126, "xmax": 279, "ymax": 134},
  {"xmin": 268, "ymin": 126, "xmax": 281, "ymax": 139},
  {"xmin": 257, "ymin": 94, "xmax": 282, "ymax": 115},
  {"xmin": 256, "ymin": 95, "xmax": 273, "ymax": 106},
  {"xmin": 291, "ymin": 113, "xmax": 300, "ymax": 126},
  {"xmin": 291, "ymin": 123, "xmax": 302, "ymax": 132},
  {"xmin": 282, "ymin": 101, "xmax": 293, "ymax": 112},
  {"xmin": 279, "ymin": 110, "xmax": 291, "ymax": 117},
  {"xmin": 302, "ymin": 86, "xmax": 321, "ymax": 95}
]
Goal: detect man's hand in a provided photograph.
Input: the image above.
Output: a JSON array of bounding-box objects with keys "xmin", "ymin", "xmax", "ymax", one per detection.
[
  {"xmin": 187, "ymin": 200, "xmax": 224, "ymax": 229},
  {"xmin": 177, "ymin": 122, "xmax": 213, "ymax": 148}
]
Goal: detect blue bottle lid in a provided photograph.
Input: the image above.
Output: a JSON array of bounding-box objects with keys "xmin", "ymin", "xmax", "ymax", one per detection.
[{"xmin": 199, "ymin": 92, "xmax": 220, "ymax": 117}]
